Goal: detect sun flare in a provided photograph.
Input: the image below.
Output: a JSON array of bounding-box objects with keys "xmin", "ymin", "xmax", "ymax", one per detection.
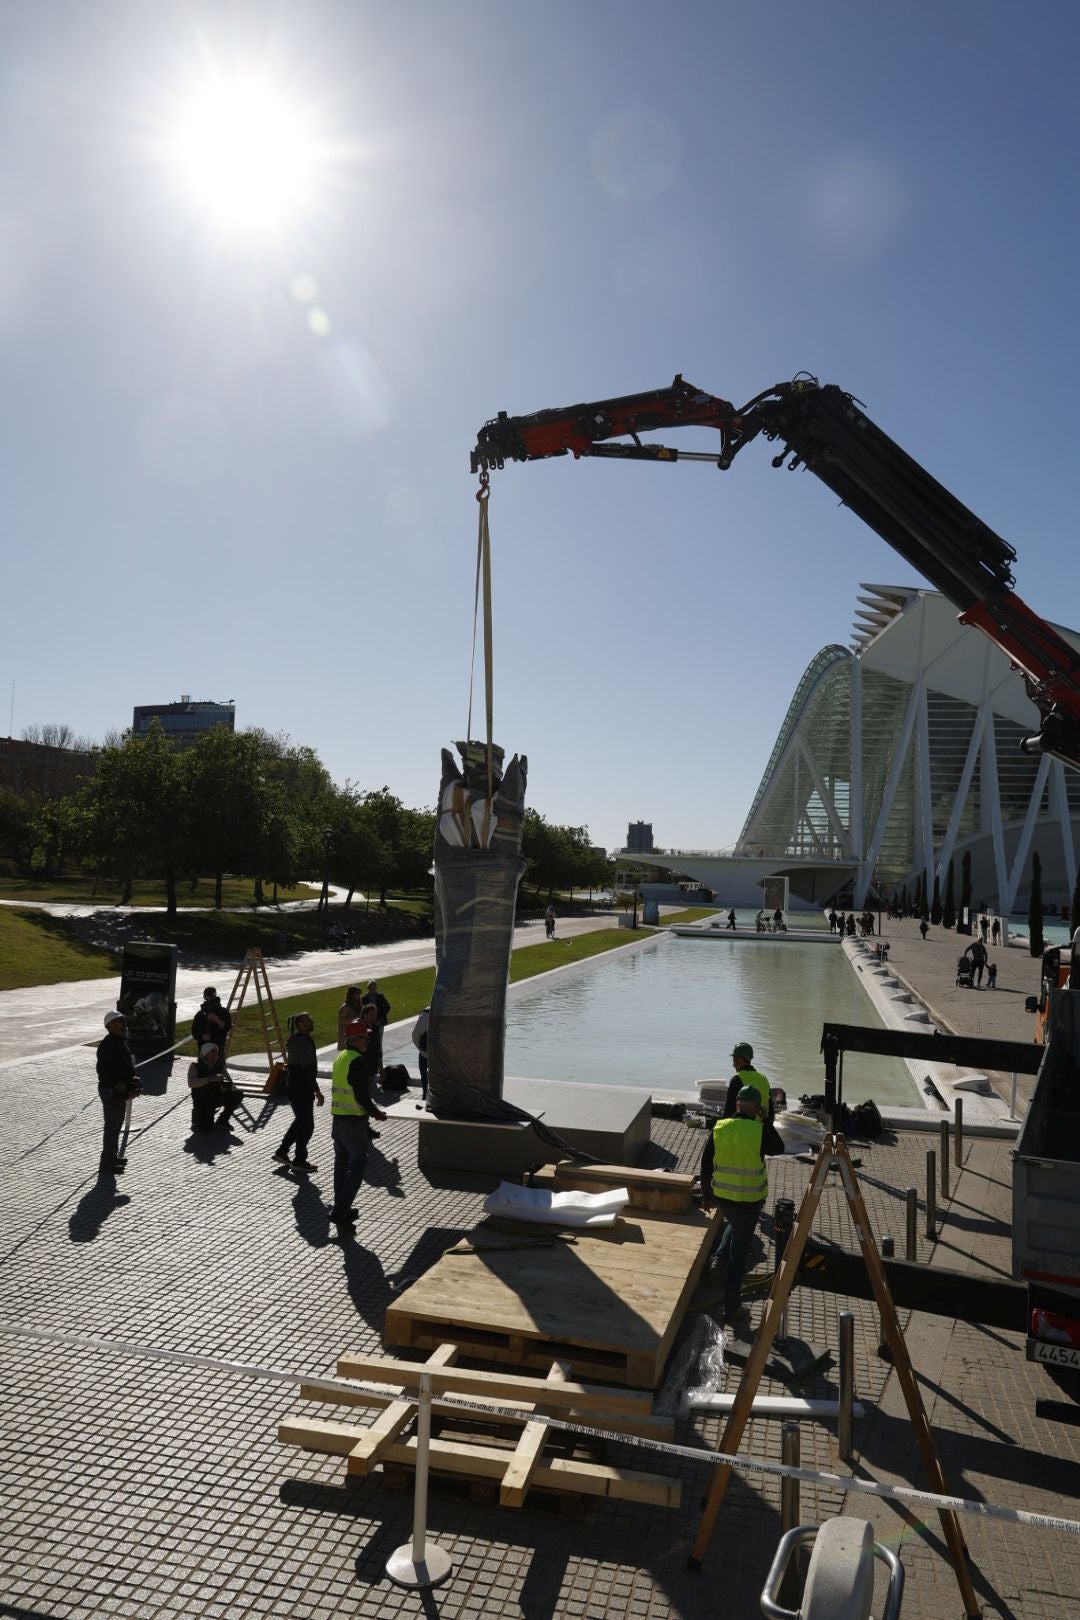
[{"xmin": 172, "ymin": 75, "xmax": 314, "ymax": 231}]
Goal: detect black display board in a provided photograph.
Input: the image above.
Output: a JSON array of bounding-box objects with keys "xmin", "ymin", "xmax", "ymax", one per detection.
[{"xmin": 118, "ymin": 941, "xmax": 178, "ymax": 1052}]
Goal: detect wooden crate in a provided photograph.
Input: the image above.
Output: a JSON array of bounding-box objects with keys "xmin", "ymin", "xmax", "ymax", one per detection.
[
  {"xmin": 383, "ymin": 1204, "xmax": 719, "ymax": 1388},
  {"xmin": 530, "ymin": 1162, "xmax": 695, "ymax": 1214},
  {"xmin": 279, "ymin": 1343, "xmax": 680, "ymax": 1510}
]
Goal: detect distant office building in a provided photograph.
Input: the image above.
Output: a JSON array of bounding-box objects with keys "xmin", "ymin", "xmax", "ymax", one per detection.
[
  {"xmin": 0, "ymin": 736, "xmax": 95, "ymax": 799},
  {"xmin": 626, "ymin": 821, "xmax": 654, "ymax": 854},
  {"xmin": 132, "ymin": 696, "xmax": 235, "ymax": 749}
]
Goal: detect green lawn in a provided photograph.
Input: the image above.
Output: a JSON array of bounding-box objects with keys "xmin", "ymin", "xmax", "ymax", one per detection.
[
  {"xmin": 225, "ymin": 926, "xmax": 648, "ymax": 1056},
  {"xmin": 0, "ymin": 875, "xmax": 321, "ymax": 908},
  {"xmin": 654, "ymin": 906, "xmax": 718, "ymax": 925},
  {"xmin": 0, "ymin": 908, "xmax": 118, "ymax": 991}
]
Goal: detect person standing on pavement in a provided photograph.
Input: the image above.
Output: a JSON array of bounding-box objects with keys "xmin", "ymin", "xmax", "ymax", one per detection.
[
  {"xmin": 722, "ymin": 1042, "xmax": 772, "ymax": 1123},
  {"xmin": 273, "ymin": 1011, "xmax": 324, "ymax": 1171},
  {"xmin": 726, "ymin": 908, "xmax": 737, "ymax": 930},
  {"xmin": 328, "ymin": 1021, "xmax": 387, "ymax": 1232},
  {"xmin": 192, "ymin": 987, "xmax": 231, "ymax": 1072},
  {"xmin": 966, "ymin": 936, "xmax": 988, "ymax": 986},
  {"xmin": 919, "ymin": 913, "xmax": 930, "ymax": 940},
  {"xmin": 336, "ymin": 985, "xmax": 365, "ymax": 1049},
  {"xmin": 362, "ymin": 979, "xmax": 391, "ymax": 1075},
  {"xmin": 96, "ymin": 1011, "xmax": 141, "ymax": 1177},
  {"xmin": 701, "ymin": 1085, "xmax": 768, "ymax": 1321}
]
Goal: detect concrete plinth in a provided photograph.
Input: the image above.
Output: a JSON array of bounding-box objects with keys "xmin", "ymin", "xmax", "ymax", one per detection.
[{"xmin": 417, "ymin": 1077, "xmax": 652, "ymax": 1174}]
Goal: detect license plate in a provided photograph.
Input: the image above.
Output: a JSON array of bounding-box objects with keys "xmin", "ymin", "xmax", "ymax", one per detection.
[{"xmin": 1028, "ymin": 1338, "xmax": 1080, "ymax": 1370}]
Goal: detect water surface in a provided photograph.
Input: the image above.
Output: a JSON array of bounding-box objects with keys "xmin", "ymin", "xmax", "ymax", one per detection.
[{"xmin": 504, "ymin": 934, "xmax": 918, "ymax": 1106}]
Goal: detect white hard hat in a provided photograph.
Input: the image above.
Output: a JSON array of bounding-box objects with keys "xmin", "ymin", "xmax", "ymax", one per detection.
[{"xmin": 103, "ymin": 1010, "xmax": 126, "ymax": 1028}]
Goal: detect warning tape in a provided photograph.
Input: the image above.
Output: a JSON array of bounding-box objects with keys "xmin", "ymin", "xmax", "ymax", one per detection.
[{"xmin": 2, "ymin": 1320, "xmax": 1078, "ymax": 1539}]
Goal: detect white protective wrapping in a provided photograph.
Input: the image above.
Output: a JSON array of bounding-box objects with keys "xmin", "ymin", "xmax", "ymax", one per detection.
[{"xmin": 482, "ymin": 1181, "xmax": 629, "ymax": 1228}]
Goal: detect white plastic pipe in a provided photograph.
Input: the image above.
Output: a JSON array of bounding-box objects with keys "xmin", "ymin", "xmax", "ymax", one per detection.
[{"xmin": 687, "ymin": 1394, "xmax": 868, "ymax": 1417}]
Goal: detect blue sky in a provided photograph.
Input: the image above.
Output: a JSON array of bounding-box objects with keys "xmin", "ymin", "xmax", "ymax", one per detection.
[{"xmin": 3, "ymin": 1, "xmax": 1077, "ymax": 852}]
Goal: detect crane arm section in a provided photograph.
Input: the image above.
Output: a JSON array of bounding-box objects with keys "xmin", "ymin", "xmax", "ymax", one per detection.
[{"xmin": 472, "ymin": 375, "xmax": 1080, "ymax": 768}]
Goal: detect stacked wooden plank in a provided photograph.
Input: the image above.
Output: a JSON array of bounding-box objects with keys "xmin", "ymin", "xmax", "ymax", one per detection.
[{"xmin": 278, "ymin": 1342, "xmax": 681, "ymax": 1509}]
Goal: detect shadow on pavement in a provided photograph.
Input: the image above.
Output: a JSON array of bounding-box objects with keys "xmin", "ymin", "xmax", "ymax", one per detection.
[{"xmin": 68, "ymin": 1181, "xmax": 131, "ymax": 1242}]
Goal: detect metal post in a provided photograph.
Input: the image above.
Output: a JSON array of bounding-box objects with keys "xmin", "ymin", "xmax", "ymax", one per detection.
[
  {"xmin": 385, "ymin": 1370, "xmax": 453, "ymax": 1588},
  {"xmin": 838, "ymin": 1310, "xmax": 855, "ymax": 1464},
  {"xmin": 940, "ymin": 1118, "xmax": 950, "ymax": 1200},
  {"xmin": 906, "ymin": 1186, "xmax": 918, "ymax": 1262},
  {"xmin": 926, "ymin": 1150, "xmax": 937, "ymax": 1237},
  {"xmin": 954, "ymin": 1097, "xmax": 964, "ymax": 1167},
  {"xmin": 779, "ymin": 1422, "xmax": 801, "ymax": 1611}
]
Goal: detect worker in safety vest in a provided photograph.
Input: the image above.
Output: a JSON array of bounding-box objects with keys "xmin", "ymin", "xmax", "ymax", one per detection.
[
  {"xmin": 701, "ymin": 1085, "xmax": 768, "ymax": 1321},
  {"xmin": 327, "ymin": 1020, "xmax": 387, "ymax": 1233},
  {"xmin": 722, "ymin": 1041, "xmax": 773, "ymax": 1123}
]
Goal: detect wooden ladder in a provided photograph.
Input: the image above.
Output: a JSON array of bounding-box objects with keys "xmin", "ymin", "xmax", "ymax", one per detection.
[
  {"xmin": 223, "ymin": 948, "xmax": 287, "ymax": 1091},
  {"xmin": 688, "ymin": 1132, "xmax": 980, "ymax": 1619}
]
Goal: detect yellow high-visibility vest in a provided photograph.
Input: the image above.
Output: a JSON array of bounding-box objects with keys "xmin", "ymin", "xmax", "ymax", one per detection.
[
  {"xmin": 711, "ymin": 1116, "xmax": 767, "ymax": 1203},
  {"xmin": 330, "ymin": 1049, "xmax": 368, "ymax": 1117},
  {"xmin": 738, "ymin": 1067, "xmax": 770, "ymax": 1114}
]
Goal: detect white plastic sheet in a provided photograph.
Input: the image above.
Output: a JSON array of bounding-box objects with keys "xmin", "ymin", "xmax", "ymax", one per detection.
[{"xmin": 482, "ymin": 1180, "xmax": 629, "ymax": 1228}]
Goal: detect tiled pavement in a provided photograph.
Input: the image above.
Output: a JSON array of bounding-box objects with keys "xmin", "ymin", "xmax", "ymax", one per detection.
[{"xmin": 1, "ymin": 1044, "xmax": 1078, "ymax": 1618}]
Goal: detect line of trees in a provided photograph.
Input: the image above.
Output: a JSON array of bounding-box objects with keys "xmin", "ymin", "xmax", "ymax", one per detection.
[{"xmin": 1, "ymin": 723, "xmax": 613, "ymax": 915}]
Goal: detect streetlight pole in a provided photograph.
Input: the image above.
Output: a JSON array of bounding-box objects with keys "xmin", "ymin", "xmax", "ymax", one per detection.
[{"xmin": 321, "ymin": 827, "xmax": 332, "ymax": 945}]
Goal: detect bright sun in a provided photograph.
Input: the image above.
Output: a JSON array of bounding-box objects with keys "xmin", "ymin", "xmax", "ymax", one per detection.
[{"xmin": 173, "ymin": 75, "xmax": 314, "ymax": 230}]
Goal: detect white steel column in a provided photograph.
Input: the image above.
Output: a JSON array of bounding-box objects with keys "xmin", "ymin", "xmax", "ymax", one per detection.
[
  {"xmin": 915, "ymin": 680, "xmax": 934, "ymax": 894},
  {"xmin": 849, "ymin": 657, "xmax": 863, "ymax": 862},
  {"xmin": 1001, "ymin": 753, "xmax": 1051, "ymax": 917},
  {"xmin": 1052, "ymin": 761, "xmax": 1077, "ymax": 897},
  {"xmin": 936, "ymin": 705, "xmax": 987, "ymax": 880},
  {"xmin": 857, "ymin": 680, "xmax": 920, "ymax": 906},
  {"xmin": 981, "ymin": 716, "xmax": 1009, "ymax": 909}
]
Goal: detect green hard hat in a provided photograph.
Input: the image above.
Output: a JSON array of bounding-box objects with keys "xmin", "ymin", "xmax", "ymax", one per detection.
[
  {"xmin": 732, "ymin": 1042, "xmax": 754, "ymax": 1062},
  {"xmin": 736, "ymin": 1085, "xmax": 761, "ymax": 1108}
]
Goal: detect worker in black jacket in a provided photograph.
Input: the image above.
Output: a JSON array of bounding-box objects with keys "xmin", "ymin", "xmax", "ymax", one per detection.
[
  {"xmin": 191, "ymin": 986, "xmax": 231, "ymax": 1071},
  {"xmin": 272, "ymin": 1011, "xmax": 324, "ymax": 1171},
  {"xmin": 95, "ymin": 1010, "xmax": 141, "ymax": 1177}
]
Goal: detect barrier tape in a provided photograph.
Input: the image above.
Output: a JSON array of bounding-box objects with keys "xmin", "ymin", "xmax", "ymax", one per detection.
[
  {"xmin": 132, "ymin": 1035, "xmax": 194, "ymax": 1071},
  {"xmin": 2, "ymin": 1320, "xmax": 1077, "ymax": 1539}
]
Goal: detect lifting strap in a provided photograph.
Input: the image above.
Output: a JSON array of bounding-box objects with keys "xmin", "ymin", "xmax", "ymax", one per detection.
[{"xmin": 467, "ymin": 471, "xmax": 496, "ymax": 841}]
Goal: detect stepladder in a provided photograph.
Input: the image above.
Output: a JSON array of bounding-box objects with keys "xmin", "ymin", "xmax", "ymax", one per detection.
[
  {"xmin": 223, "ymin": 948, "xmax": 288, "ymax": 1094},
  {"xmin": 689, "ymin": 1133, "xmax": 981, "ymax": 1620}
]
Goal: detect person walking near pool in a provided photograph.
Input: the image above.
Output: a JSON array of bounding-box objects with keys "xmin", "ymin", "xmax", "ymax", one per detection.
[
  {"xmin": 701, "ymin": 1085, "xmax": 768, "ymax": 1321},
  {"xmin": 726, "ymin": 908, "xmax": 737, "ymax": 930},
  {"xmin": 327, "ymin": 1021, "xmax": 387, "ymax": 1233},
  {"xmin": 273, "ymin": 1011, "xmax": 324, "ymax": 1171},
  {"xmin": 96, "ymin": 1010, "xmax": 141, "ymax": 1177}
]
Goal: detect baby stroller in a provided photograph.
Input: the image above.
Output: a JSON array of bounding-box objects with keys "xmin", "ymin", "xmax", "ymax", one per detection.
[{"xmin": 955, "ymin": 955, "xmax": 975, "ymax": 989}]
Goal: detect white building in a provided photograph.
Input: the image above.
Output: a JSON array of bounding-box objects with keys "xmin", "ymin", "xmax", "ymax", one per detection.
[{"xmin": 632, "ymin": 586, "xmax": 1080, "ymax": 913}]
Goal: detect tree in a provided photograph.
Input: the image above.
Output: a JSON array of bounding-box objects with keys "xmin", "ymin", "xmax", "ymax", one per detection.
[
  {"xmin": 959, "ymin": 850, "xmax": 972, "ymax": 934},
  {"xmin": 930, "ymin": 873, "xmax": 943, "ymax": 926},
  {"xmin": 82, "ymin": 723, "xmax": 186, "ymax": 911},
  {"xmin": 1028, "ymin": 850, "xmax": 1044, "ymax": 958},
  {"xmin": 942, "ymin": 858, "xmax": 956, "ymax": 930}
]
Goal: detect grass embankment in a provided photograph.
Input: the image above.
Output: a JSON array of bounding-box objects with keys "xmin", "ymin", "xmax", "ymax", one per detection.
[
  {"xmin": 226, "ymin": 926, "xmax": 646, "ymax": 1056},
  {"xmin": 0, "ymin": 875, "xmax": 321, "ymax": 908},
  {"xmin": 653, "ymin": 906, "xmax": 717, "ymax": 925},
  {"xmin": 0, "ymin": 909, "xmax": 119, "ymax": 991}
]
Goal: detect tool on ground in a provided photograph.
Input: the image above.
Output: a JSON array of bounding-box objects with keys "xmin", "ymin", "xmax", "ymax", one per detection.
[{"xmin": 688, "ymin": 1131, "xmax": 980, "ymax": 1619}]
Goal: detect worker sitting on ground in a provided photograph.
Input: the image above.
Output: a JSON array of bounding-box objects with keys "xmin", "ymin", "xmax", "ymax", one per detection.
[
  {"xmin": 188, "ymin": 1042, "xmax": 243, "ymax": 1134},
  {"xmin": 701, "ymin": 1085, "xmax": 769, "ymax": 1322}
]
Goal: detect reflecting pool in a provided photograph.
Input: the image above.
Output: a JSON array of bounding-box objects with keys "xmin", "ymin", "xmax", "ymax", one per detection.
[{"xmin": 504, "ymin": 935, "xmax": 919, "ymax": 1106}]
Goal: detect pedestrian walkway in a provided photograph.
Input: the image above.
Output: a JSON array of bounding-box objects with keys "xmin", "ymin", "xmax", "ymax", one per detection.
[
  {"xmin": 0, "ymin": 1045, "xmax": 1075, "ymax": 1619},
  {"xmin": 0, "ymin": 914, "xmax": 615, "ymax": 1065},
  {"xmin": 871, "ymin": 916, "xmax": 1046, "ymax": 1111}
]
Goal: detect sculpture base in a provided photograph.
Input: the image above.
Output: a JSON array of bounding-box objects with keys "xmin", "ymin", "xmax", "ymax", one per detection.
[{"xmin": 417, "ymin": 1078, "xmax": 652, "ymax": 1174}]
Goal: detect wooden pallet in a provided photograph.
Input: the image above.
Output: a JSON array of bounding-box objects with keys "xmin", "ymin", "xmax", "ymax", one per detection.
[
  {"xmin": 278, "ymin": 1343, "xmax": 680, "ymax": 1510},
  {"xmin": 384, "ymin": 1203, "xmax": 719, "ymax": 1388}
]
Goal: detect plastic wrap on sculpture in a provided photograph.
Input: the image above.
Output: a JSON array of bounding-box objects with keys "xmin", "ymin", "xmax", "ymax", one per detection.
[{"xmin": 427, "ymin": 741, "xmax": 527, "ymax": 1112}]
